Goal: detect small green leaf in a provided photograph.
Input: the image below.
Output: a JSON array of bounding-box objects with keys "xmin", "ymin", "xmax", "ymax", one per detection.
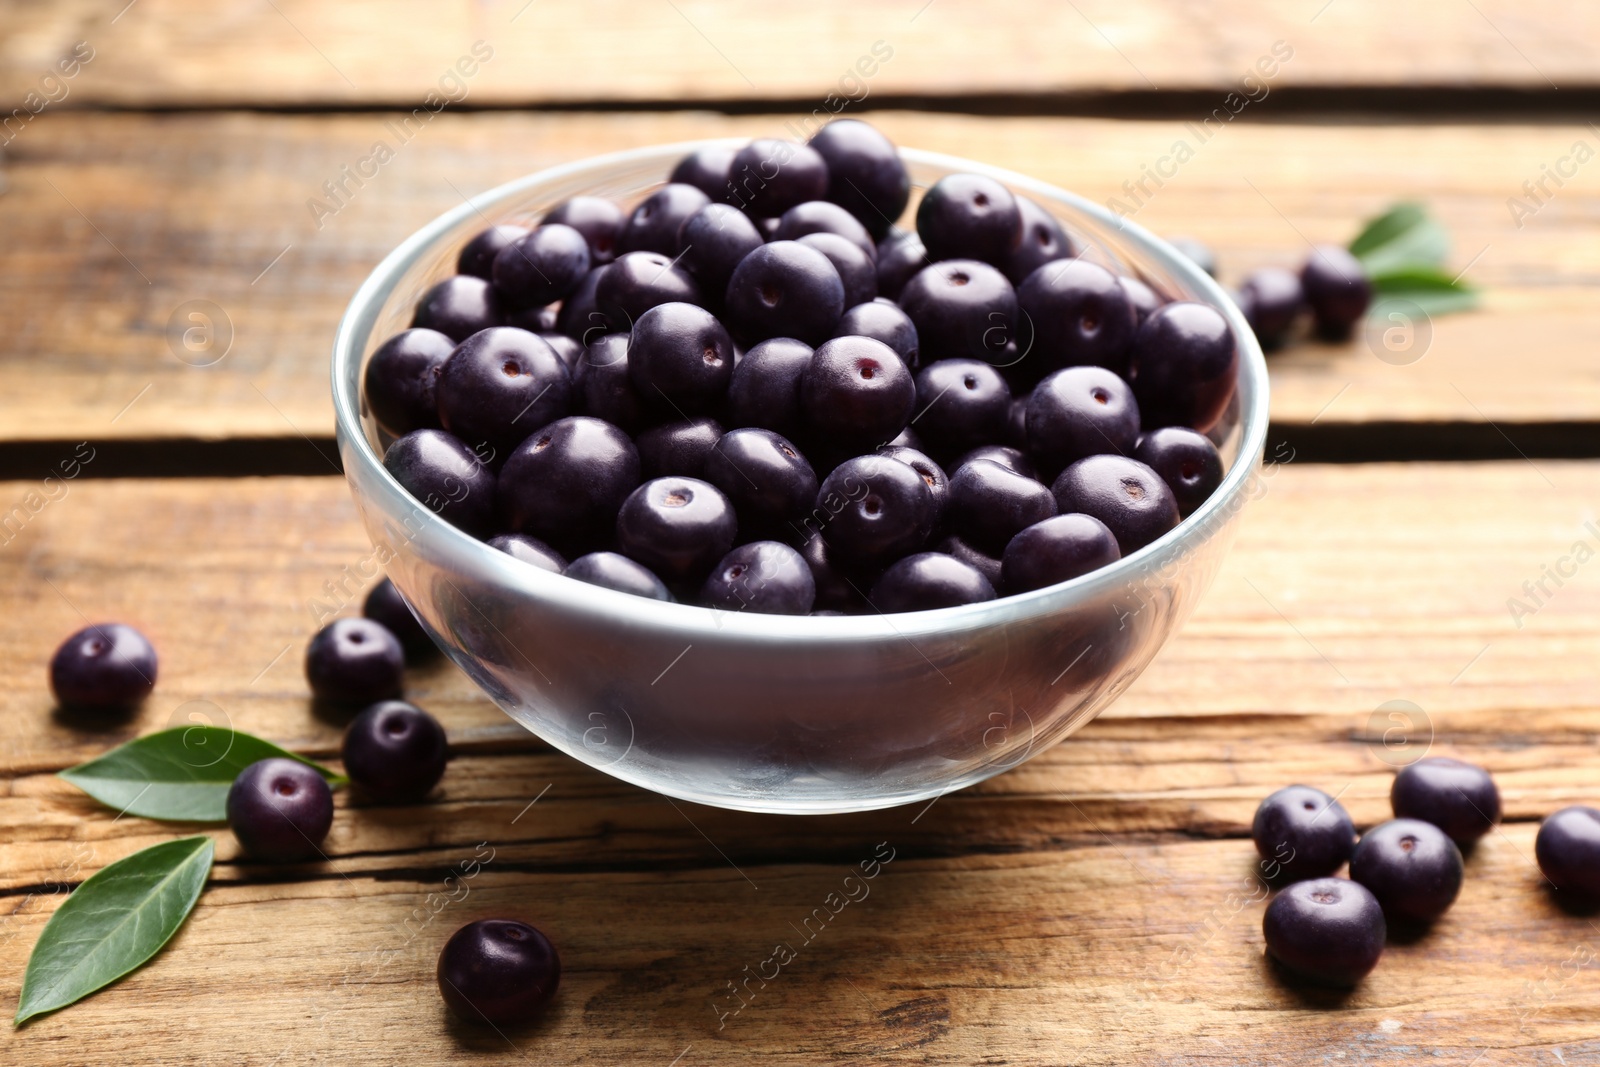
[
  {"xmin": 1348, "ymin": 202, "xmax": 1430, "ymax": 258},
  {"xmin": 1369, "ymin": 265, "xmax": 1481, "ymax": 316},
  {"xmin": 1349, "ymin": 201, "xmax": 1451, "ymax": 276},
  {"xmin": 15, "ymin": 835, "xmax": 214, "ymax": 1025},
  {"xmin": 60, "ymin": 727, "xmax": 344, "ymax": 823}
]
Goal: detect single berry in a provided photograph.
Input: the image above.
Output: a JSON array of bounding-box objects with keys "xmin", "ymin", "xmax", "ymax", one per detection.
[
  {"xmin": 1167, "ymin": 236, "xmax": 1217, "ymax": 277},
  {"xmin": 1014, "ymin": 259, "xmax": 1138, "ymax": 379},
  {"xmin": 627, "ymin": 301, "xmax": 735, "ymax": 413},
  {"xmin": 957, "ymin": 444, "xmax": 1035, "ymax": 480},
  {"xmin": 912, "ymin": 360, "xmax": 1012, "ymax": 459},
  {"xmin": 725, "ymin": 337, "xmax": 814, "ymax": 437},
  {"xmin": 835, "ymin": 299, "xmax": 919, "ymax": 370},
  {"xmin": 578, "ymin": 332, "xmax": 650, "ymax": 434},
  {"xmin": 875, "ymin": 230, "xmax": 929, "ymax": 300},
  {"xmin": 1127, "ymin": 302, "xmax": 1238, "ymax": 432},
  {"xmin": 815, "ymin": 454, "xmax": 937, "ymax": 564},
  {"xmin": 497, "ymin": 416, "xmax": 641, "ymax": 552},
  {"xmin": 800, "ymin": 336, "xmax": 915, "ymax": 456},
  {"xmin": 937, "ymin": 535, "xmax": 1003, "ymax": 590},
  {"xmin": 946, "ymin": 459, "xmax": 1056, "ymax": 557},
  {"xmin": 555, "ymin": 265, "xmax": 611, "ymax": 343},
  {"xmin": 773, "ymin": 200, "xmax": 876, "ymax": 259},
  {"xmin": 617, "ymin": 182, "xmax": 710, "ymax": 256},
  {"xmin": 616, "ymin": 477, "xmax": 738, "ymax": 583},
  {"xmin": 636, "ymin": 417, "xmax": 725, "ymax": 480},
  {"xmin": 594, "ymin": 251, "xmax": 702, "ymax": 332},
  {"xmin": 1001, "ymin": 514, "xmax": 1120, "ymax": 593},
  {"xmin": 227, "ymin": 758, "xmax": 334, "ymax": 863},
  {"xmin": 916, "ymin": 172, "xmax": 1022, "ymax": 264},
  {"xmin": 679, "ymin": 203, "xmax": 765, "ymax": 299},
  {"xmin": 363, "ymin": 578, "xmax": 433, "ymax": 661},
  {"xmin": 1349, "ymin": 818, "xmax": 1464, "ymax": 923},
  {"xmin": 797, "ymin": 232, "xmax": 877, "ymax": 308},
  {"xmin": 1536, "ymin": 807, "xmax": 1600, "ymax": 897},
  {"xmin": 1026, "ymin": 366, "xmax": 1140, "ymax": 479},
  {"xmin": 807, "ymin": 119, "xmax": 910, "ymax": 238},
  {"xmin": 412, "ymin": 275, "xmax": 502, "ymax": 342},
  {"xmin": 870, "ymin": 553, "xmax": 996, "ymax": 612},
  {"xmin": 727, "ymin": 139, "xmax": 829, "ymax": 218},
  {"xmin": 702, "ymin": 428, "xmax": 818, "ymax": 537},
  {"xmin": 1002, "ymin": 196, "xmax": 1074, "ymax": 285},
  {"xmin": 305, "ymin": 618, "xmax": 405, "ymax": 704},
  {"xmin": 1390, "ymin": 756, "xmax": 1501, "ymax": 846},
  {"xmin": 438, "ymin": 919, "xmax": 560, "ymax": 1025},
  {"xmin": 879, "ymin": 445, "xmax": 950, "ymax": 530},
  {"xmin": 1262, "ymin": 878, "xmax": 1385, "ymax": 987},
  {"xmin": 897, "ymin": 260, "xmax": 1017, "ymax": 365},
  {"xmin": 670, "ymin": 145, "xmax": 736, "ymax": 200},
  {"xmin": 49, "ymin": 623, "xmax": 157, "ymax": 711},
  {"xmin": 1251, "ymin": 785, "xmax": 1358, "ymax": 883},
  {"xmin": 1132, "ymin": 427, "xmax": 1224, "ymax": 518},
  {"xmin": 564, "ymin": 551, "xmax": 672, "ymax": 601},
  {"xmin": 458, "ymin": 224, "xmax": 529, "ymax": 280},
  {"xmin": 341, "ymin": 700, "xmax": 449, "ymax": 803},
  {"xmin": 435, "ymin": 327, "xmax": 572, "ymax": 458},
  {"xmin": 382, "ymin": 429, "xmax": 496, "ymax": 536},
  {"xmin": 491, "ymin": 224, "xmax": 591, "ymax": 310},
  {"xmin": 1301, "ymin": 244, "xmax": 1372, "ymax": 340},
  {"xmin": 537, "ymin": 331, "xmax": 584, "ymax": 375},
  {"xmin": 724, "ymin": 240, "xmax": 845, "ymax": 346},
  {"xmin": 1240, "ymin": 266, "xmax": 1304, "ymax": 350},
  {"xmin": 543, "ymin": 195, "xmax": 626, "ymax": 265},
  {"xmin": 487, "ymin": 533, "xmax": 567, "ymax": 574},
  {"xmin": 702, "ymin": 541, "xmax": 816, "ymax": 615}
]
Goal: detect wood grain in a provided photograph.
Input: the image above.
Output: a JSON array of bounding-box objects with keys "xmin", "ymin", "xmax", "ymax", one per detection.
[{"xmin": 0, "ymin": 0, "xmax": 1594, "ymax": 105}]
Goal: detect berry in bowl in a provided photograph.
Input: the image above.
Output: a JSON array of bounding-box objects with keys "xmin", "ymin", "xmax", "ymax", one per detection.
[{"xmin": 332, "ymin": 120, "xmax": 1269, "ymax": 814}]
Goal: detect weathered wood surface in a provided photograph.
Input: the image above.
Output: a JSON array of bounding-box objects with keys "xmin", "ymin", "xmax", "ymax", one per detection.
[
  {"xmin": 0, "ymin": 0, "xmax": 1593, "ymax": 105},
  {"xmin": 2, "ymin": 112, "xmax": 1598, "ymax": 443}
]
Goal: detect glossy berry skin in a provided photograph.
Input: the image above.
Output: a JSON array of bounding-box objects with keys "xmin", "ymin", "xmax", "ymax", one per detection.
[
  {"xmin": 727, "ymin": 139, "xmax": 830, "ymax": 218},
  {"xmin": 1015, "ymin": 260, "xmax": 1138, "ymax": 379},
  {"xmin": 1118, "ymin": 276, "xmax": 1163, "ymax": 325},
  {"xmin": 564, "ymin": 552, "xmax": 672, "ymax": 601},
  {"xmin": 363, "ymin": 578, "xmax": 433, "ymax": 661},
  {"xmin": 799, "ymin": 336, "xmax": 915, "ymax": 455},
  {"xmin": 702, "ymin": 541, "xmax": 816, "ymax": 615},
  {"xmin": 555, "ymin": 265, "xmax": 610, "ymax": 343},
  {"xmin": 595, "ymin": 252, "xmax": 702, "ymax": 332},
  {"xmin": 875, "ymin": 230, "xmax": 929, "ymax": 300},
  {"xmin": 913, "ymin": 359, "xmax": 1011, "ymax": 458},
  {"xmin": 937, "ymin": 535, "xmax": 1002, "ymax": 591},
  {"xmin": 435, "ymin": 327, "xmax": 572, "ymax": 458},
  {"xmin": 636, "ymin": 417, "xmax": 724, "ymax": 479},
  {"xmin": 799, "ymin": 534, "xmax": 873, "ymax": 612},
  {"xmin": 227, "ymin": 758, "xmax": 334, "ymax": 863},
  {"xmin": 774, "ymin": 201, "xmax": 876, "ymax": 259},
  {"xmin": 543, "ymin": 195, "xmax": 625, "ymax": 265},
  {"xmin": 1536, "ymin": 807, "xmax": 1600, "ymax": 896},
  {"xmin": 578, "ymin": 333, "xmax": 649, "ymax": 434},
  {"xmin": 679, "ymin": 203, "xmax": 765, "ymax": 298},
  {"xmin": 304, "ymin": 618, "xmax": 405, "ymax": 704},
  {"xmin": 1167, "ymin": 236, "xmax": 1217, "ymax": 278},
  {"xmin": 616, "ymin": 477, "xmax": 738, "ymax": 583},
  {"xmin": 341, "ymin": 700, "xmax": 449, "ymax": 803},
  {"xmin": 617, "ymin": 182, "xmax": 709, "ymax": 256},
  {"xmin": 491, "ymin": 224, "xmax": 591, "ymax": 309},
  {"xmin": 1026, "ymin": 366, "xmax": 1141, "ymax": 478},
  {"xmin": 1391, "ymin": 757, "xmax": 1501, "ymax": 846},
  {"xmin": 1127, "ymin": 302, "xmax": 1238, "ymax": 433},
  {"xmin": 916, "ymin": 172, "xmax": 1022, "ymax": 265},
  {"xmin": 537, "ymin": 331, "xmax": 583, "ymax": 376},
  {"xmin": 880, "ymin": 445, "xmax": 949, "ymax": 529},
  {"xmin": 382, "ymin": 430, "xmax": 496, "ymax": 536},
  {"xmin": 797, "ymin": 232, "xmax": 877, "ymax": 308},
  {"xmin": 497, "ymin": 416, "xmax": 641, "ymax": 552},
  {"xmin": 816, "ymin": 455, "xmax": 937, "ymax": 564},
  {"xmin": 835, "ymin": 299, "xmax": 919, "ymax": 370},
  {"xmin": 1132, "ymin": 427, "xmax": 1224, "ymax": 518},
  {"xmin": 1003, "ymin": 197, "xmax": 1074, "ymax": 285},
  {"xmin": 1301, "ymin": 244, "xmax": 1372, "ymax": 340},
  {"xmin": 726, "ymin": 338, "xmax": 813, "ymax": 437},
  {"xmin": 670, "ymin": 145, "xmax": 736, "ymax": 200},
  {"xmin": 1005, "ymin": 397, "xmax": 1029, "ymax": 449},
  {"xmin": 1001, "ymin": 513, "xmax": 1120, "ymax": 593},
  {"xmin": 458, "ymin": 224, "xmax": 529, "ymax": 280},
  {"xmin": 1251, "ymin": 785, "xmax": 1358, "ymax": 883},
  {"xmin": 627, "ymin": 301, "xmax": 735, "ymax": 413},
  {"xmin": 1262, "ymin": 878, "xmax": 1385, "ymax": 987},
  {"xmin": 412, "ymin": 275, "xmax": 502, "ymax": 342},
  {"xmin": 1239, "ymin": 266, "xmax": 1304, "ymax": 350},
  {"xmin": 506, "ymin": 305, "xmax": 560, "ymax": 333},
  {"xmin": 870, "ymin": 553, "xmax": 996, "ymax": 612},
  {"xmin": 808, "ymin": 119, "xmax": 910, "ymax": 239},
  {"xmin": 49, "ymin": 623, "xmax": 157, "ymax": 711},
  {"xmin": 897, "ymin": 260, "xmax": 1017, "ymax": 365},
  {"xmin": 702, "ymin": 428, "xmax": 818, "ymax": 536},
  {"xmin": 438, "ymin": 919, "xmax": 560, "ymax": 1025},
  {"xmin": 487, "ymin": 533, "xmax": 567, "ymax": 573},
  {"xmin": 724, "ymin": 241, "xmax": 845, "ymax": 346},
  {"xmin": 1349, "ymin": 818, "xmax": 1464, "ymax": 924},
  {"xmin": 946, "ymin": 459, "xmax": 1056, "ymax": 557}
]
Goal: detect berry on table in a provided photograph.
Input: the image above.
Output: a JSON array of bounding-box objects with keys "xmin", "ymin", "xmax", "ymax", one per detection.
[
  {"xmin": 363, "ymin": 578, "xmax": 434, "ymax": 661},
  {"xmin": 1535, "ymin": 806, "xmax": 1600, "ymax": 897},
  {"xmin": 1389, "ymin": 756, "xmax": 1501, "ymax": 846},
  {"xmin": 341, "ymin": 700, "xmax": 450, "ymax": 803},
  {"xmin": 437, "ymin": 919, "xmax": 560, "ymax": 1025},
  {"xmin": 305, "ymin": 618, "xmax": 405, "ymax": 704},
  {"xmin": 49, "ymin": 623, "xmax": 158, "ymax": 711},
  {"xmin": 1348, "ymin": 818, "xmax": 1464, "ymax": 924},
  {"xmin": 1301, "ymin": 244, "xmax": 1372, "ymax": 340},
  {"xmin": 1239, "ymin": 266, "xmax": 1304, "ymax": 350},
  {"xmin": 227, "ymin": 758, "xmax": 334, "ymax": 863},
  {"xmin": 1251, "ymin": 784, "xmax": 1357, "ymax": 883},
  {"xmin": 1262, "ymin": 877, "xmax": 1385, "ymax": 987}
]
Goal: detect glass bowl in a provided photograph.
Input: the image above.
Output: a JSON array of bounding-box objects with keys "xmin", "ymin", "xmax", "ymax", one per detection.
[{"xmin": 331, "ymin": 139, "xmax": 1270, "ymax": 815}]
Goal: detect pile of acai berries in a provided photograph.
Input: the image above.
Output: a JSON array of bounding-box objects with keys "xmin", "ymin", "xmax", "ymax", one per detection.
[{"xmin": 363, "ymin": 119, "xmax": 1240, "ymax": 616}]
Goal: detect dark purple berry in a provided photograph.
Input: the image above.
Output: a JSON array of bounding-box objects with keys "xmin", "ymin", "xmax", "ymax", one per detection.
[
  {"xmin": 874, "ymin": 229, "xmax": 929, "ymax": 300},
  {"xmin": 617, "ymin": 183, "xmax": 709, "ymax": 256},
  {"xmin": 887, "ymin": 425, "xmax": 924, "ymax": 450},
  {"xmin": 774, "ymin": 200, "xmax": 876, "ymax": 259},
  {"xmin": 797, "ymin": 232, "xmax": 876, "ymax": 308},
  {"xmin": 808, "ymin": 119, "xmax": 910, "ymax": 238},
  {"xmin": 382, "ymin": 429, "xmax": 496, "ymax": 536},
  {"xmin": 1537, "ymin": 807, "xmax": 1600, "ymax": 897},
  {"xmin": 1026, "ymin": 366, "xmax": 1140, "ymax": 478},
  {"xmin": 49, "ymin": 623, "xmax": 157, "ymax": 711},
  {"xmin": 435, "ymin": 327, "xmax": 572, "ymax": 457},
  {"xmin": 564, "ymin": 552, "xmax": 671, "ymax": 601},
  {"xmin": 702, "ymin": 428, "xmax": 818, "ymax": 536},
  {"xmin": 725, "ymin": 337, "xmax": 813, "ymax": 437},
  {"xmin": 727, "ymin": 139, "xmax": 829, "ymax": 218},
  {"xmin": 671, "ymin": 146, "xmax": 736, "ymax": 200},
  {"xmin": 555, "ymin": 265, "xmax": 610, "ymax": 343},
  {"xmin": 304, "ymin": 617, "xmax": 404, "ymax": 704},
  {"xmin": 1349, "ymin": 818, "xmax": 1464, "ymax": 923},
  {"xmin": 412, "ymin": 275, "xmax": 502, "ymax": 342},
  {"xmin": 1167, "ymin": 236, "xmax": 1217, "ymax": 278},
  {"xmin": 1001, "ymin": 514, "xmax": 1119, "ymax": 593},
  {"xmin": 702, "ymin": 541, "xmax": 816, "ymax": 615},
  {"xmin": 636, "ymin": 417, "xmax": 724, "ymax": 479},
  {"xmin": 880, "ymin": 445, "xmax": 949, "ymax": 528},
  {"xmin": 487, "ymin": 533, "xmax": 567, "ymax": 573},
  {"xmin": 798, "ymin": 533, "xmax": 873, "ymax": 612},
  {"xmin": 937, "ymin": 535, "xmax": 1002, "ymax": 590},
  {"xmin": 799, "ymin": 336, "xmax": 915, "ymax": 455},
  {"xmin": 543, "ymin": 196, "xmax": 625, "ymax": 265},
  {"xmin": 957, "ymin": 444, "xmax": 1034, "ymax": 480},
  {"xmin": 505, "ymin": 305, "xmax": 560, "ymax": 333},
  {"xmin": 227, "ymin": 758, "xmax": 334, "ymax": 863},
  {"xmin": 1127, "ymin": 302, "xmax": 1238, "ymax": 433},
  {"xmin": 1133, "ymin": 427, "xmax": 1224, "ymax": 518},
  {"xmin": 1052, "ymin": 456, "xmax": 1178, "ymax": 556},
  {"xmin": 1251, "ymin": 785, "xmax": 1358, "ymax": 883},
  {"xmin": 458, "ymin": 225, "xmax": 528, "ymax": 280},
  {"xmin": 627, "ymin": 301, "xmax": 735, "ymax": 413},
  {"xmin": 1262, "ymin": 878, "xmax": 1385, "ymax": 987},
  {"xmin": 437, "ymin": 919, "xmax": 560, "ymax": 1024},
  {"xmin": 898, "ymin": 260, "xmax": 1016, "ymax": 365},
  {"xmin": 724, "ymin": 240, "xmax": 845, "ymax": 346},
  {"xmin": 362, "ymin": 578, "xmax": 433, "ymax": 661},
  {"xmin": 835, "ymin": 299, "xmax": 919, "ymax": 369},
  {"xmin": 341, "ymin": 700, "xmax": 449, "ymax": 803},
  {"xmin": 537, "ymin": 331, "xmax": 583, "ymax": 375},
  {"xmin": 870, "ymin": 552, "xmax": 995, "ymax": 612},
  {"xmin": 491, "ymin": 224, "xmax": 591, "ymax": 309},
  {"xmin": 616, "ymin": 477, "xmax": 738, "ymax": 583},
  {"xmin": 1240, "ymin": 266, "xmax": 1304, "ymax": 350},
  {"xmin": 1301, "ymin": 244, "xmax": 1371, "ymax": 340},
  {"xmin": 912, "ymin": 359, "xmax": 1011, "ymax": 458},
  {"xmin": 1390, "ymin": 757, "xmax": 1501, "ymax": 846},
  {"xmin": 1015, "ymin": 259, "xmax": 1138, "ymax": 378},
  {"xmin": 578, "ymin": 332, "xmax": 649, "ymax": 434},
  {"xmin": 1005, "ymin": 396, "xmax": 1029, "ymax": 449},
  {"xmin": 916, "ymin": 172, "xmax": 1021, "ymax": 265},
  {"xmin": 595, "ymin": 251, "xmax": 702, "ymax": 332},
  {"xmin": 497, "ymin": 416, "xmax": 640, "ymax": 552},
  {"xmin": 679, "ymin": 203, "xmax": 765, "ymax": 298},
  {"xmin": 946, "ymin": 459, "xmax": 1056, "ymax": 556},
  {"xmin": 1002, "ymin": 196, "xmax": 1074, "ymax": 285},
  {"xmin": 815, "ymin": 454, "xmax": 936, "ymax": 564},
  {"xmin": 1118, "ymin": 276, "xmax": 1163, "ymax": 325}
]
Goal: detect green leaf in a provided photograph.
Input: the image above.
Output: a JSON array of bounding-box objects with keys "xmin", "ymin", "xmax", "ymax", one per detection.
[
  {"xmin": 60, "ymin": 726, "xmax": 344, "ymax": 823},
  {"xmin": 1348, "ymin": 201, "xmax": 1451, "ymax": 276},
  {"xmin": 1348, "ymin": 202, "xmax": 1430, "ymax": 258},
  {"xmin": 1368, "ymin": 265, "xmax": 1481, "ymax": 318},
  {"xmin": 15, "ymin": 835, "xmax": 214, "ymax": 1025}
]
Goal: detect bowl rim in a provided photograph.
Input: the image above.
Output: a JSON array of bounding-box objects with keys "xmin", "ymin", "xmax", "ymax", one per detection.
[{"xmin": 331, "ymin": 138, "xmax": 1270, "ymax": 642}]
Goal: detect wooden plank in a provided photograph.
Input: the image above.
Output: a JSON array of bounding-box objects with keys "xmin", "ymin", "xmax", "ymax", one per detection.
[
  {"xmin": 4, "ymin": 111, "xmax": 1599, "ymax": 444},
  {"xmin": 0, "ymin": 0, "xmax": 1594, "ymax": 106},
  {"xmin": 2, "ymin": 461, "xmax": 1597, "ymax": 777}
]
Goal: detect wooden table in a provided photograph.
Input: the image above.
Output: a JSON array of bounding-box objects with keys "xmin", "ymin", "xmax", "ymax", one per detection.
[{"xmin": 4, "ymin": 4, "xmax": 1600, "ymax": 1063}]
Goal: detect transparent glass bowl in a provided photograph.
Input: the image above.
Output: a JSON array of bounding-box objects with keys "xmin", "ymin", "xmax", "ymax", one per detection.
[{"xmin": 331, "ymin": 139, "xmax": 1270, "ymax": 814}]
